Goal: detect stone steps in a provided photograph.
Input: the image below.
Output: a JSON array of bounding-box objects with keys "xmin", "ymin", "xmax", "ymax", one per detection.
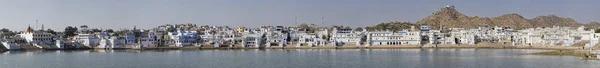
[
  {"xmin": 18, "ymin": 44, "xmax": 41, "ymax": 49},
  {"xmin": 571, "ymin": 40, "xmax": 590, "ymax": 47},
  {"xmin": 592, "ymin": 40, "xmax": 600, "ymax": 50}
]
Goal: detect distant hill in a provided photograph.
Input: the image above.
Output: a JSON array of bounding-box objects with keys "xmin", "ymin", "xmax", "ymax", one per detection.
[
  {"xmin": 416, "ymin": 6, "xmax": 583, "ymax": 29},
  {"xmin": 585, "ymin": 22, "xmax": 600, "ymax": 28}
]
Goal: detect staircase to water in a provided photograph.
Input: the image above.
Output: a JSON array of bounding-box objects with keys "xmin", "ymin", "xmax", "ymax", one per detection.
[
  {"xmin": 592, "ymin": 41, "xmax": 600, "ymax": 50},
  {"xmin": 571, "ymin": 40, "xmax": 590, "ymax": 47},
  {"xmin": 19, "ymin": 44, "xmax": 42, "ymax": 49}
]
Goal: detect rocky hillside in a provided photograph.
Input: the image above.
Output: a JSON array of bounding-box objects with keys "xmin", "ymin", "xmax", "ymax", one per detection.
[
  {"xmin": 416, "ymin": 7, "xmax": 488, "ymax": 29},
  {"xmin": 530, "ymin": 15, "xmax": 581, "ymax": 27},
  {"xmin": 585, "ymin": 22, "xmax": 600, "ymax": 28},
  {"xmin": 416, "ymin": 7, "xmax": 583, "ymax": 29}
]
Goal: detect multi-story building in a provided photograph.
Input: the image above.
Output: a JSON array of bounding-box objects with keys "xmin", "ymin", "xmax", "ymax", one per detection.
[
  {"xmin": 587, "ymin": 33, "xmax": 600, "ymax": 47},
  {"xmin": 265, "ymin": 32, "xmax": 287, "ymax": 47},
  {"xmin": 331, "ymin": 28, "xmax": 364, "ymax": 46},
  {"xmin": 98, "ymin": 36, "xmax": 126, "ymax": 48},
  {"xmin": 168, "ymin": 30, "xmax": 198, "ymax": 47},
  {"xmin": 448, "ymin": 28, "xmax": 478, "ymax": 45},
  {"xmin": 419, "ymin": 26, "xmax": 448, "ymax": 45},
  {"xmin": 367, "ymin": 29, "xmax": 421, "ymax": 46},
  {"xmin": 140, "ymin": 32, "xmax": 158, "ymax": 47},
  {"xmin": 513, "ymin": 26, "xmax": 594, "ymax": 46},
  {"xmin": 263, "ymin": 26, "xmax": 288, "ymax": 47},
  {"xmin": 201, "ymin": 26, "xmax": 238, "ymax": 47},
  {"xmin": 19, "ymin": 26, "xmax": 55, "ymax": 48},
  {"xmin": 242, "ymin": 33, "xmax": 263, "ymax": 48},
  {"xmin": 124, "ymin": 31, "xmax": 136, "ymax": 45},
  {"xmin": 74, "ymin": 33, "xmax": 100, "ymax": 47},
  {"xmin": 296, "ymin": 33, "xmax": 328, "ymax": 47}
]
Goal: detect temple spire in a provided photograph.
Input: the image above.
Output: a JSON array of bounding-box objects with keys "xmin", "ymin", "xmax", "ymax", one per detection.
[{"xmin": 27, "ymin": 24, "xmax": 33, "ymax": 33}]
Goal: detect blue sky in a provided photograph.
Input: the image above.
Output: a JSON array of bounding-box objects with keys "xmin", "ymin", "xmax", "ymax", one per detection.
[{"xmin": 0, "ymin": 0, "xmax": 598, "ymax": 31}]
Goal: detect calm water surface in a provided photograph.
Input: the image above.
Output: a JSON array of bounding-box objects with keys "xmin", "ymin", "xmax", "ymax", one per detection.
[{"xmin": 1, "ymin": 49, "xmax": 598, "ymax": 68}]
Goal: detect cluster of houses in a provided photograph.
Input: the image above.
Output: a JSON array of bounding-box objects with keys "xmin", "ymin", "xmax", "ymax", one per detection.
[{"xmin": 2, "ymin": 24, "xmax": 600, "ymax": 50}]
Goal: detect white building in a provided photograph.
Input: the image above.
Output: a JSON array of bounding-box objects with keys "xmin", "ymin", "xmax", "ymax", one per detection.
[
  {"xmin": 201, "ymin": 26, "xmax": 238, "ymax": 47},
  {"xmin": 367, "ymin": 30, "xmax": 421, "ymax": 46},
  {"xmin": 419, "ymin": 26, "xmax": 448, "ymax": 45},
  {"xmin": 98, "ymin": 38, "xmax": 112, "ymax": 48},
  {"xmin": 516, "ymin": 26, "xmax": 593, "ymax": 46},
  {"xmin": 1, "ymin": 36, "xmax": 27, "ymax": 50},
  {"xmin": 587, "ymin": 33, "xmax": 600, "ymax": 47},
  {"xmin": 265, "ymin": 32, "xmax": 287, "ymax": 47},
  {"xmin": 296, "ymin": 33, "xmax": 327, "ymax": 47},
  {"xmin": 448, "ymin": 28, "xmax": 478, "ymax": 45},
  {"xmin": 242, "ymin": 33, "xmax": 263, "ymax": 48},
  {"xmin": 168, "ymin": 30, "xmax": 198, "ymax": 47},
  {"xmin": 74, "ymin": 33, "xmax": 100, "ymax": 47},
  {"xmin": 140, "ymin": 32, "xmax": 158, "ymax": 47},
  {"xmin": 331, "ymin": 28, "xmax": 364, "ymax": 46},
  {"xmin": 98, "ymin": 36, "xmax": 126, "ymax": 48},
  {"xmin": 19, "ymin": 26, "xmax": 56, "ymax": 48}
]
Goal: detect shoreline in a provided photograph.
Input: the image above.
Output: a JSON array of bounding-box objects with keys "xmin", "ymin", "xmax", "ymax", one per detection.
[
  {"xmin": 2, "ymin": 42, "xmax": 594, "ymax": 51},
  {"xmin": 2, "ymin": 45, "xmax": 590, "ymax": 51},
  {"xmin": 4, "ymin": 45, "xmax": 598, "ymax": 60},
  {"xmin": 2, "ymin": 45, "xmax": 589, "ymax": 52},
  {"xmin": 530, "ymin": 50, "xmax": 599, "ymax": 60}
]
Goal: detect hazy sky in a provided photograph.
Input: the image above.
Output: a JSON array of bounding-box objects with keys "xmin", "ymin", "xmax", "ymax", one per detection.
[{"xmin": 1, "ymin": 0, "xmax": 599, "ymax": 31}]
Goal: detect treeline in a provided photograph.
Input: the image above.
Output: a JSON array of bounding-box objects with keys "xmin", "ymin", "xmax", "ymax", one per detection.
[{"xmin": 365, "ymin": 22, "xmax": 420, "ymax": 32}]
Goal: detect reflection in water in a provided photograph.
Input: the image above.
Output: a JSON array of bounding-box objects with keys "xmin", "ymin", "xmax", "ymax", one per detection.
[
  {"xmin": 1, "ymin": 50, "xmax": 7, "ymax": 55},
  {"xmin": 0, "ymin": 49, "xmax": 598, "ymax": 68}
]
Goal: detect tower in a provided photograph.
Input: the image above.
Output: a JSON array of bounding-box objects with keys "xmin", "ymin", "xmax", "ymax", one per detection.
[
  {"xmin": 321, "ymin": 16, "xmax": 324, "ymax": 26},
  {"xmin": 35, "ymin": 19, "xmax": 38, "ymax": 30},
  {"xmin": 27, "ymin": 24, "xmax": 33, "ymax": 33}
]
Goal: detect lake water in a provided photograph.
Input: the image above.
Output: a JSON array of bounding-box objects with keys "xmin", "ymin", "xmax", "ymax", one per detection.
[{"xmin": 1, "ymin": 49, "xmax": 599, "ymax": 68}]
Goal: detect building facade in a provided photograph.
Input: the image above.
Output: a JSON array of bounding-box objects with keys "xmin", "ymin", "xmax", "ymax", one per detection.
[
  {"xmin": 331, "ymin": 28, "xmax": 364, "ymax": 46},
  {"xmin": 169, "ymin": 30, "xmax": 198, "ymax": 47},
  {"xmin": 367, "ymin": 30, "xmax": 421, "ymax": 46}
]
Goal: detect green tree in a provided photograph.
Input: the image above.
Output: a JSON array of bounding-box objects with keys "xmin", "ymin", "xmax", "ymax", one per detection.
[
  {"xmin": 111, "ymin": 33, "xmax": 119, "ymax": 36},
  {"xmin": 355, "ymin": 27, "xmax": 363, "ymax": 31},
  {"xmin": 321, "ymin": 35, "xmax": 328, "ymax": 40},
  {"xmin": 1, "ymin": 28, "xmax": 10, "ymax": 32},
  {"xmin": 106, "ymin": 29, "xmax": 114, "ymax": 33},
  {"xmin": 541, "ymin": 35, "xmax": 545, "ymax": 38},
  {"xmin": 298, "ymin": 23, "xmax": 311, "ymax": 31},
  {"xmin": 331, "ymin": 25, "xmax": 344, "ymax": 29},
  {"xmin": 80, "ymin": 25, "xmax": 88, "ymax": 28},
  {"xmin": 46, "ymin": 29, "xmax": 57, "ymax": 35},
  {"xmin": 344, "ymin": 26, "xmax": 351, "ymax": 29},
  {"xmin": 91, "ymin": 29, "xmax": 102, "ymax": 33},
  {"xmin": 64, "ymin": 26, "xmax": 78, "ymax": 37},
  {"xmin": 0, "ymin": 28, "xmax": 16, "ymax": 38},
  {"xmin": 595, "ymin": 28, "xmax": 600, "ymax": 33},
  {"xmin": 167, "ymin": 28, "xmax": 177, "ymax": 32}
]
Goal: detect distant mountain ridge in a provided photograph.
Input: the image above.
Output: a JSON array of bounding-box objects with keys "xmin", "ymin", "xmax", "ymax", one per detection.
[
  {"xmin": 415, "ymin": 7, "xmax": 587, "ymax": 29},
  {"xmin": 584, "ymin": 21, "xmax": 600, "ymax": 28}
]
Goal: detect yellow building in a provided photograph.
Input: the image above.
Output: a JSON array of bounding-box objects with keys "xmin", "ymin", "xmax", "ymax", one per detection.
[{"xmin": 236, "ymin": 26, "xmax": 246, "ymax": 33}]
